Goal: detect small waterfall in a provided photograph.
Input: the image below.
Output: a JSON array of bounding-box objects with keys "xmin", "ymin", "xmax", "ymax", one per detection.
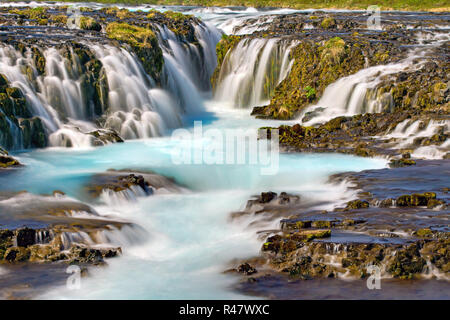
[
  {"xmin": 155, "ymin": 23, "xmax": 221, "ymax": 112},
  {"xmin": 88, "ymin": 44, "xmax": 182, "ymax": 140},
  {"xmin": 213, "ymin": 38, "xmax": 297, "ymax": 108},
  {"xmin": 0, "ymin": 20, "xmax": 222, "ymax": 149},
  {"xmin": 39, "ymin": 48, "xmax": 86, "ymax": 120},
  {"xmin": 299, "ymin": 56, "xmax": 419, "ymax": 125},
  {"xmin": 386, "ymin": 119, "xmax": 450, "ymax": 159}
]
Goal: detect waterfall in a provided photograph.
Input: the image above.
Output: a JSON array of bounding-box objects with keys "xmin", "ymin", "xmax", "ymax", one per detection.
[
  {"xmin": 0, "ymin": 20, "xmax": 222, "ymax": 149},
  {"xmin": 299, "ymin": 33, "xmax": 450, "ymax": 126},
  {"xmin": 213, "ymin": 38, "xmax": 298, "ymax": 108},
  {"xmin": 156, "ymin": 23, "xmax": 221, "ymax": 110}
]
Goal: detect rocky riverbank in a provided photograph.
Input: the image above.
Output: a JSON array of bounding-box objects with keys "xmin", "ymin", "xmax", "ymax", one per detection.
[{"xmin": 229, "ymin": 160, "xmax": 449, "ymax": 298}]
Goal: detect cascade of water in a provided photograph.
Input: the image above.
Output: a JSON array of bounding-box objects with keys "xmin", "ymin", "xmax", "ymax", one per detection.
[
  {"xmin": 88, "ymin": 44, "xmax": 182, "ymax": 141},
  {"xmin": 39, "ymin": 47, "xmax": 86, "ymax": 120},
  {"xmin": 299, "ymin": 56, "xmax": 420, "ymax": 126},
  {"xmin": 0, "ymin": 20, "xmax": 222, "ymax": 149},
  {"xmin": 213, "ymin": 38, "xmax": 297, "ymax": 108},
  {"xmin": 386, "ymin": 119, "xmax": 450, "ymax": 159}
]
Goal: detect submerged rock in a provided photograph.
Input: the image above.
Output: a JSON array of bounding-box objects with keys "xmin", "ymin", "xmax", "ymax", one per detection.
[{"xmin": 234, "ymin": 160, "xmax": 450, "ymax": 284}]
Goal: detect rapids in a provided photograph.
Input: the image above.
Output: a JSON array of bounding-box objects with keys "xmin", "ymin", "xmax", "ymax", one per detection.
[{"xmin": 3, "ymin": 105, "xmax": 386, "ymax": 299}]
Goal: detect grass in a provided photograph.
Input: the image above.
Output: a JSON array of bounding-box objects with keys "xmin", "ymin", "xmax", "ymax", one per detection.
[
  {"xmin": 105, "ymin": 22, "xmax": 156, "ymax": 48},
  {"xmin": 9, "ymin": 0, "xmax": 449, "ymax": 12}
]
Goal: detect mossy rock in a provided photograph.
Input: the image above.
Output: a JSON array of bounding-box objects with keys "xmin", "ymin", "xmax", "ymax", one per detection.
[
  {"xmin": 311, "ymin": 220, "xmax": 333, "ymax": 228},
  {"xmin": 4, "ymin": 246, "xmax": 31, "ymax": 262},
  {"xmin": 5, "ymin": 87, "xmax": 22, "ymax": 99},
  {"xmin": 321, "ymin": 17, "xmax": 336, "ymax": 29},
  {"xmin": 106, "ymin": 22, "xmax": 163, "ymax": 79},
  {"xmin": 211, "ymin": 34, "xmax": 242, "ymax": 89},
  {"xmin": 0, "ymin": 74, "xmax": 8, "ymax": 86},
  {"xmin": 415, "ymin": 228, "xmax": 433, "ymax": 237},
  {"xmin": 389, "ymin": 158, "xmax": 416, "ymax": 168}
]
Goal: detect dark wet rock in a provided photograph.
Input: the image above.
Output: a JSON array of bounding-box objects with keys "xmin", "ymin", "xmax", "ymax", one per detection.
[
  {"xmin": 4, "ymin": 246, "xmax": 30, "ymax": 262},
  {"xmin": 389, "ymin": 158, "xmax": 417, "ymax": 168},
  {"xmin": 234, "ymin": 160, "xmax": 450, "ymax": 285},
  {"xmin": 237, "ymin": 263, "xmax": 257, "ymax": 276},
  {"xmin": 260, "ymin": 191, "xmax": 277, "ymax": 203},
  {"xmin": 88, "ymin": 129, "xmax": 124, "ymax": 146},
  {"xmin": 15, "ymin": 228, "xmax": 36, "ymax": 247},
  {"xmin": 85, "ymin": 169, "xmax": 182, "ymax": 198}
]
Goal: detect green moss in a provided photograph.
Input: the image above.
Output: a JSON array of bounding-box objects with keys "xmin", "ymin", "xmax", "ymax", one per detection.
[
  {"xmin": 162, "ymin": 10, "xmax": 193, "ymax": 21},
  {"xmin": 311, "ymin": 220, "xmax": 332, "ymax": 228},
  {"xmin": 106, "ymin": 22, "xmax": 155, "ymax": 47},
  {"xmin": 304, "ymin": 85, "xmax": 316, "ymax": 100},
  {"xmin": 416, "ymin": 228, "xmax": 433, "ymax": 237},
  {"xmin": 302, "ymin": 229, "xmax": 331, "ymax": 241},
  {"xmin": 38, "ymin": 18, "xmax": 48, "ymax": 26},
  {"xmin": 345, "ymin": 200, "xmax": 370, "ymax": 210},
  {"xmin": 320, "ymin": 37, "xmax": 346, "ymax": 64},
  {"xmin": 50, "ymin": 14, "xmax": 68, "ymax": 25}
]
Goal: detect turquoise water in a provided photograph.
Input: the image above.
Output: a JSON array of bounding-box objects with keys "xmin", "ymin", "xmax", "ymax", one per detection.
[{"xmin": 4, "ymin": 104, "xmax": 386, "ymax": 299}]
